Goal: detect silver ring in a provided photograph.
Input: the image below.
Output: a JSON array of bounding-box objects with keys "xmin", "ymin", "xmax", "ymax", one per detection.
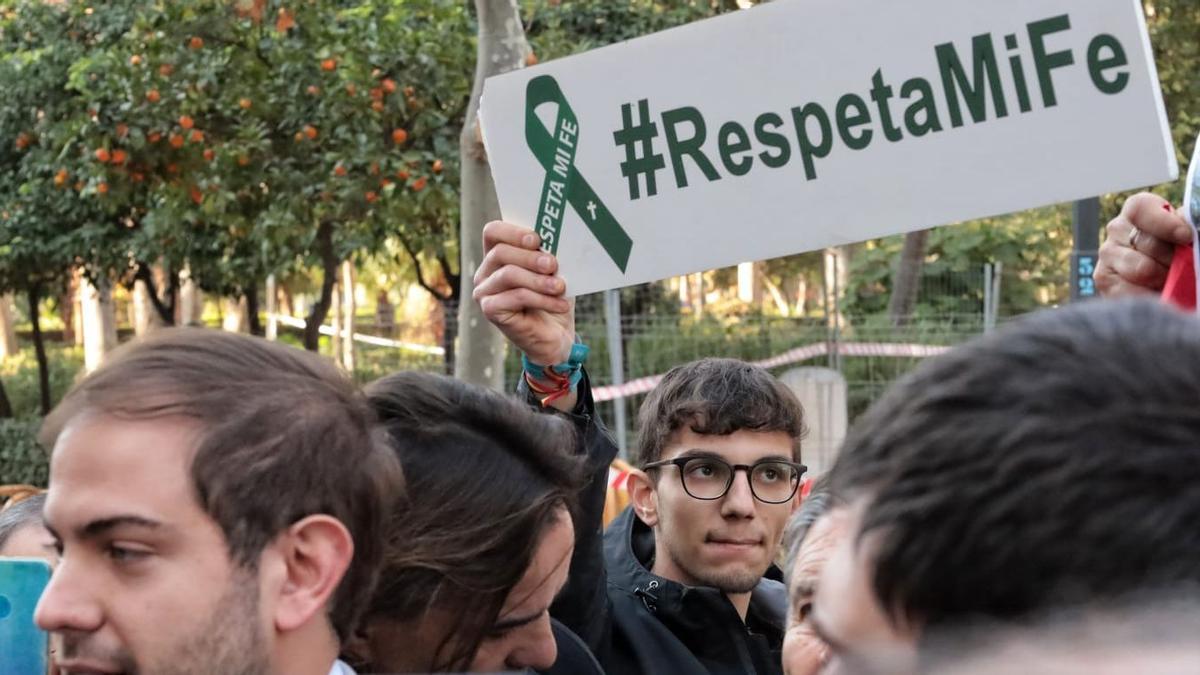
[{"xmin": 1128, "ymin": 226, "xmax": 1141, "ymax": 251}]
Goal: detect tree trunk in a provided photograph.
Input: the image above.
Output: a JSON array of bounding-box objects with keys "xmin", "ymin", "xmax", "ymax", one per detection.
[
  {"xmin": 245, "ymin": 285, "xmax": 264, "ymax": 337},
  {"xmin": 0, "ymin": 377, "xmax": 12, "ymax": 419},
  {"xmin": 304, "ymin": 221, "xmax": 338, "ymax": 352},
  {"xmin": 0, "ymin": 294, "xmax": 18, "ymax": 360},
  {"xmin": 131, "ymin": 279, "xmax": 166, "ymax": 336},
  {"xmin": 222, "ymin": 296, "xmax": 249, "ymax": 333},
  {"xmin": 72, "ymin": 269, "xmax": 84, "ymax": 346},
  {"xmin": 179, "ymin": 266, "xmax": 204, "ymax": 326},
  {"xmin": 441, "ymin": 297, "xmax": 459, "ymax": 375},
  {"xmin": 59, "ymin": 278, "xmax": 76, "ymax": 345},
  {"xmin": 264, "ymin": 275, "xmax": 278, "ymax": 340},
  {"xmin": 82, "ymin": 276, "xmax": 118, "ymax": 373},
  {"xmin": 454, "ymin": 0, "xmax": 530, "ymax": 390},
  {"xmin": 27, "ymin": 286, "xmax": 51, "ymax": 416},
  {"xmin": 340, "ymin": 261, "xmax": 356, "ymax": 372},
  {"xmin": 887, "ymin": 229, "xmax": 931, "ymax": 327}
]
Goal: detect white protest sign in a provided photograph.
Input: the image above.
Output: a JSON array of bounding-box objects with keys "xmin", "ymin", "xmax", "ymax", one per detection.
[{"xmin": 480, "ymin": 0, "xmax": 1176, "ymax": 297}]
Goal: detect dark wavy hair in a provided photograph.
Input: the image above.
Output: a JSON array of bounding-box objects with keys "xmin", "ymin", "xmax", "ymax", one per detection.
[
  {"xmin": 831, "ymin": 299, "xmax": 1200, "ymax": 634},
  {"xmin": 360, "ymin": 371, "xmax": 586, "ymax": 671},
  {"xmin": 634, "ymin": 357, "xmax": 806, "ymax": 467}
]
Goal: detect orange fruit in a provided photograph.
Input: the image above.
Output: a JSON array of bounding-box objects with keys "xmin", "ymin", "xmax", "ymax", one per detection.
[
  {"xmin": 146, "ymin": 89, "xmax": 161, "ymax": 103},
  {"xmin": 238, "ymin": 98, "xmax": 252, "ymax": 110},
  {"xmin": 148, "ymin": 131, "xmax": 162, "ymax": 144},
  {"xmin": 97, "ymin": 182, "xmax": 109, "ymax": 195},
  {"xmin": 54, "ymin": 169, "xmax": 68, "ymax": 186},
  {"xmin": 189, "ymin": 130, "xmax": 204, "ymax": 143},
  {"xmin": 294, "ymin": 131, "xmax": 304, "ymax": 143},
  {"xmin": 370, "ymin": 87, "xmax": 384, "ymax": 101},
  {"xmin": 110, "ymin": 149, "xmax": 128, "ymax": 165},
  {"xmin": 371, "ymin": 101, "xmax": 384, "ymax": 113},
  {"xmin": 382, "ymin": 79, "xmax": 397, "ymax": 94},
  {"xmin": 159, "ymin": 64, "xmax": 173, "ymax": 77},
  {"xmin": 412, "ymin": 176, "xmax": 427, "ymax": 191},
  {"xmin": 132, "ymin": 172, "xmax": 145, "ymax": 183},
  {"xmin": 203, "ymin": 148, "xmax": 215, "ymax": 162},
  {"xmin": 179, "ymin": 115, "xmax": 194, "ymax": 130},
  {"xmin": 380, "ymin": 178, "xmax": 393, "ymax": 187},
  {"xmin": 190, "ymin": 186, "xmax": 203, "ymax": 204},
  {"xmin": 130, "ymin": 54, "xmax": 143, "ymax": 66},
  {"xmin": 334, "ymin": 164, "xmax": 347, "ymax": 177},
  {"xmin": 321, "ymin": 58, "xmax": 337, "ymax": 72},
  {"xmin": 391, "ymin": 128, "xmax": 408, "ymax": 145},
  {"xmin": 303, "ymin": 125, "xmax": 318, "ymax": 140},
  {"xmin": 365, "ymin": 191, "xmax": 378, "ymax": 203},
  {"xmin": 432, "ymin": 159, "xmax": 443, "ymax": 174},
  {"xmin": 169, "ymin": 134, "xmax": 184, "ymax": 149},
  {"xmin": 14, "ymin": 133, "xmax": 29, "ymax": 150},
  {"xmin": 396, "ymin": 169, "xmax": 410, "ymax": 181},
  {"xmin": 237, "ymin": 155, "xmax": 250, "ymax": 167},
  {"xmin": 189, "ymin": 36, "xmax": 204, "ymax": 50},
  {"xmin": 94, "ymin": 148, "xmax": 111, "ymax": 163},
  {"xmin": 167, "ymin": 163, "xmax": 179, "ymax": 174}
]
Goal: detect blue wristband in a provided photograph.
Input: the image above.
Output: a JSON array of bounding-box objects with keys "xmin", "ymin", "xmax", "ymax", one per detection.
[{"xmin": 522, "ymin": 338, "xmax": 589, "ymax": 389}]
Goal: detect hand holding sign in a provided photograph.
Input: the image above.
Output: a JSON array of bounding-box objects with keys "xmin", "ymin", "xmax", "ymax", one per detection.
[
  {"xmin": 473, "ymin": 221, "xmax": 576, "ymax": 369},
  {"xmin": 1096, "ymin": 193, "xmax": 1192, "ymax": 297}
]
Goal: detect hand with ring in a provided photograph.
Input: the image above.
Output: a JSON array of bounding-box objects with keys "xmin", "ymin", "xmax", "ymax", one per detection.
[{"xmin": 1095, "ymin": 192, "xmax": 1193, "ymax": 297}]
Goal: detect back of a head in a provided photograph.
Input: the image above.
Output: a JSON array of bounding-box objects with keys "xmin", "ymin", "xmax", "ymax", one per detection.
[
  {"xmin": 364, "ymin": 371, "xmax": 585, "ymax": 670},
  {"xmin": 830, "ymin": 299, "xmax": 1200, "ymax": 631},
  {"xmin": 41, "ymin": 328, "xmax": 399, "ymax": 641},
  {"xmin": 635, "ymin": 357, "xmax": 806, "ymax": 466},
  {"xmin": 0, "ymin": 492, "xmax": 47, "ymax": 552}
]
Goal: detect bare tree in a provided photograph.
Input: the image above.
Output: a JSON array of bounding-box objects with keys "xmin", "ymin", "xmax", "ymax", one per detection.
[{"xmin": 455, "ymin": 0, "xmax": 530, "ymax": 389}]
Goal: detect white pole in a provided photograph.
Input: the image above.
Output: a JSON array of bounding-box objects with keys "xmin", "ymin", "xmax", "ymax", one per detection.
[{"xmin": 604, "ymin": 288, "xmax": 628, "ymax": 457}]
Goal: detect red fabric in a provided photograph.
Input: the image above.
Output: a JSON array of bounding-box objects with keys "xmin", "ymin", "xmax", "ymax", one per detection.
[{"xmin": 1161, "ymin": 244, "xmax": 1196, "ymax": 310}]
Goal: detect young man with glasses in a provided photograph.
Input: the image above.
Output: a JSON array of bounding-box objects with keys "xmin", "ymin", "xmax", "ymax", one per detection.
[{"xmin": 474, "ymin": 221, "xmax": 807, "ymax": 674}]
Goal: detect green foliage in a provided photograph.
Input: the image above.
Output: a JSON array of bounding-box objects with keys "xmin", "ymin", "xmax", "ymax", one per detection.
[
  {"xmin": 1, "ymin": 346, "xmax": 85, "ymax": 417},
  {"xmin": 844, "ymin": 206, "xmax": 1072, "ymax": 318},
  {"xmin": 0, "ymin": 418, "xmax": 47, "ymax": 487}
]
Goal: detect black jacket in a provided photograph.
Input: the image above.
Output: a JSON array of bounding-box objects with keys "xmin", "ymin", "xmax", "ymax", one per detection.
[{"xmin": 540, "ymin": 372, "xmax": 788, "ymax": 675}]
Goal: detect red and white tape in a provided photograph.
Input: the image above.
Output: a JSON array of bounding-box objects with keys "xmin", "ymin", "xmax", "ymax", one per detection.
[{"xmin": 593, "ymin": 341, "xmax": 950, "ymax": 402}]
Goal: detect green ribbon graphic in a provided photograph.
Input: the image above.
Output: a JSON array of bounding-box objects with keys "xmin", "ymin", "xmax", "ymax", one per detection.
[{"xmin": 526, "ymin": 75, "xmax": 632, "ymax": 273}]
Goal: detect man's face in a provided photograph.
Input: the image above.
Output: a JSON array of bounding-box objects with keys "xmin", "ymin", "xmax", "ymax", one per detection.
[
  {"xmin": 650, "ymin": 428, "xmax": 798, "ymax": 593},
  {"xmin": 36, "ymin": 414, "xmax": 271, "ymax": 675},
  {"xmin": 782, "ymin": 509, "xmax": 844, "ymax": 675},
  {"xmin": 361, "ymin": 510, "xmax": 575, "ymax": 672},
  {"xmin": 809, "ymin": 503, "xmax": 917, "ymax": 675}
]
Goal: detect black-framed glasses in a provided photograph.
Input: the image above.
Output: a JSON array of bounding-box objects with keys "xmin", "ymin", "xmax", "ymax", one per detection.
[{"xmin": 643, "ymin": 455, "xmax": 807, "ymax": 504}]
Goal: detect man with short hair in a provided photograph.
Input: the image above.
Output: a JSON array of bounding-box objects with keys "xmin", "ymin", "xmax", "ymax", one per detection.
[
  {"xmin": 812, "ymin": 299, "xmax": 1200, "ymax": 674},
  {"xmin": 475, "ymin": 221, "xmax": 807, "ymax": 674},
  {"xmin": 34, "ymin": 329, "xmax": 400, "ymax": 675}
]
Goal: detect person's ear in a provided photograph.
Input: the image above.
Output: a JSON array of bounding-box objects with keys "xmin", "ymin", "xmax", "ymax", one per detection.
[
  {"xmin": 269, "ymin": 514, "xmax": 354, "ymax": 634},
  {"xmin": 628, "ymin": 468, "xmax": 660, "ymax": 527}
]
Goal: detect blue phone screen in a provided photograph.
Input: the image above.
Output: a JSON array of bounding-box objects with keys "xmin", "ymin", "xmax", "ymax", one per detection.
[{"xmin": 0, "ymin": 558, "xmax": 51, "ymax": 675}]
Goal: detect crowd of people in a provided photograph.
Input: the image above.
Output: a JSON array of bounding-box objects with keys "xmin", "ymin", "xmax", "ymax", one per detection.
[{"xmin": 1, "ymin": 190, "xmax": 1198, "ymax": 674}]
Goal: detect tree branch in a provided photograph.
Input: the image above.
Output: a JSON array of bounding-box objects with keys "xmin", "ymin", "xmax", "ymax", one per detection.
[{"xmin": 397, "ymin": 232, "xmax": 450, "ymax": 302}]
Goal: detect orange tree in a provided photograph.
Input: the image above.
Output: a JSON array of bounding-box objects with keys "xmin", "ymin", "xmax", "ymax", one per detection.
[
  {"xmin": 62, "ymin": 0, "xmax": 471, "ymax": 347},
  {"xmin": 0, "ymin": 1, "xmax": 143, "ymax": 412}
]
